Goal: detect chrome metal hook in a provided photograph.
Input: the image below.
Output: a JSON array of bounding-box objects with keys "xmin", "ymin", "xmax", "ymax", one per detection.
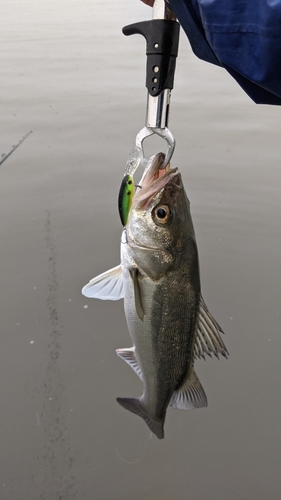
[
  {"xmin": 136, "ymin": 126, "xmax": 175, "ymax": 169},
  {"xmin": 124, "ymin": 126, "xmax": 175, "ymax": 177},
  {"xmin": 152, "ymin": 127, "xmax": 175, "ymax": 168}
]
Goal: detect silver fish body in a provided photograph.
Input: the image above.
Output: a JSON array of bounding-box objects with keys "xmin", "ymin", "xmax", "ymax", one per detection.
[{"xmin": 82, "ymin": 153, "xmax": 228, "ymax": 439}]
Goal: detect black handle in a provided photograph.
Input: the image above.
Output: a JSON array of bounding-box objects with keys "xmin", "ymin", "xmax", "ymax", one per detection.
[{"xmin": 123, "ymin": 20, "xmax": 180, "ymax": 97}]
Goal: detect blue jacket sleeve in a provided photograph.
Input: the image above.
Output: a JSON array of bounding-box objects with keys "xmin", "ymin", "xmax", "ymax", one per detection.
[{"xmin": 169, "ymin": 0, "xmax": 281, "ymax": 105}]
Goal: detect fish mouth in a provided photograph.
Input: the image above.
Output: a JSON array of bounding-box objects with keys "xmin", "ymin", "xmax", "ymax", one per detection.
[
  {"xmin": 133, "ymin": 152, "xmax": 179, "ymax": 210},
  {"xmin": 127, "ymin": 239, "xmax": 160, "ymax": 252}
]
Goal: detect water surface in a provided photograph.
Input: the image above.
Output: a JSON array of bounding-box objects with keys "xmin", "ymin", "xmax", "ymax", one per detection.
[{"xmin": 1, "ymin": 1, "xmax": 281, "ymax": 499}]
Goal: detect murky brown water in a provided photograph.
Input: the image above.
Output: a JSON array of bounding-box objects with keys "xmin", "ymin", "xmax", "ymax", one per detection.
[{"xmin": 1, "ymin": 1, "xmax": 281, "ymax": 499}]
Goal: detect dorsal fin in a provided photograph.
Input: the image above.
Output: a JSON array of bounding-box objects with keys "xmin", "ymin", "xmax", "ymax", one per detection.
[{"xmin": 193, "ymin": 296, "xmax": 229, "ymax": 360}]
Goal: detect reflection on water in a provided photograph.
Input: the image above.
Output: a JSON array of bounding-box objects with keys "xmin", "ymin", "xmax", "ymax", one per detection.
[{"xmin": 32, "ymin": 212, "xmax": 79, "ymax": 499}]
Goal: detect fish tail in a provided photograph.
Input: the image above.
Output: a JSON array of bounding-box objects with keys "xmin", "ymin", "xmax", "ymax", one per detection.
[{"xmin": 116, "ymin": 397, "xmax": 165, "ymax": 439}]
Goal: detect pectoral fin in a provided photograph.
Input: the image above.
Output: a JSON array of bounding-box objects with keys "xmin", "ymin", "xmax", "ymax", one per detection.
[
  {"xmin": 193, "ymin": 296, "xmax": 229, "ymax": 360},
  {"xmin": 130, "ymin": 268, "xmax": 144, "ymax": 321},
  {"xmin": 116, "ymin": 347, "xmax": 143, "ymax": 380},
  {"xmin": 170, "ymin": 367, "xmax": 207, "ymax": 410},
  {"xmin": 81, "ymin": 265, "xmax": 124, "ymax": 300}
]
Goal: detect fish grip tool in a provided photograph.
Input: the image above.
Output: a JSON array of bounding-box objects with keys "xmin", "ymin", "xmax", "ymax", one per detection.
[
  {"xmin": 123, "ymin": 0, "xmax": 180, "ymax": 174},
  {"xmin": 123, "ymin": 20, "xmax": 179, "ymax": 100}
]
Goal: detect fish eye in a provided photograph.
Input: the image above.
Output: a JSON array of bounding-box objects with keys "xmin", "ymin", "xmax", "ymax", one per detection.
[{"xmin": 152, "ymin": 204, "xmax": 172, "ymax": 225}]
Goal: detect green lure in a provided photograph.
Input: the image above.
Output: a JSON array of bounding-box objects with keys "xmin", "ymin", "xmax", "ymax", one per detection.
[{"xmin": 118, "ymin": 174, "xmax": 135, "ymax": 226}]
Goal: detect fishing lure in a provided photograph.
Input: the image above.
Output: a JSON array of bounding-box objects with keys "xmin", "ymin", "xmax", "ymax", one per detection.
[{"xmin": 118, "ymin": 174, "xmax": 135, "ymax": 227}]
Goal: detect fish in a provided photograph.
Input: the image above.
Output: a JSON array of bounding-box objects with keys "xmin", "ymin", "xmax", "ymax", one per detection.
[{"xmin": 82, "ymin": 152, "xmax": 228, "ymax": 439}]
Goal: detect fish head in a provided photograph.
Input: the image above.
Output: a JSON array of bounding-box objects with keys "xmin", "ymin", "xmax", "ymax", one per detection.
[{"xmin": 125, "ymin": 153, "xmax": 197, "ymax": 279}]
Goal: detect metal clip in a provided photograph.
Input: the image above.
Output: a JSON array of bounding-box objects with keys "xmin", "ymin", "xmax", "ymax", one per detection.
[
  {"xmin": 123, "ymin": 0, "xmax": 178, "ymax": 176},
  {"xmin": 124, "ymin": 126, "xmax": 175, "ymax": 176}
]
